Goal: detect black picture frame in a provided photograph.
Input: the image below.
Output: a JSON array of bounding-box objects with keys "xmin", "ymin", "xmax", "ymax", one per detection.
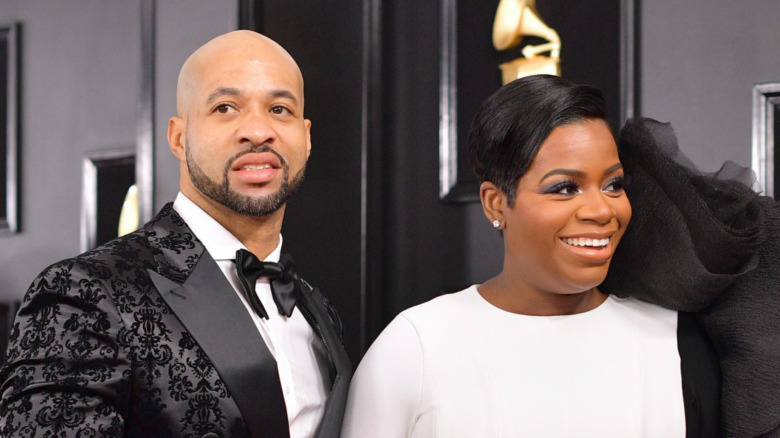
[
  {"xmin": 136, "ymin": 0, "xmax": 155, "ymax": 225},
  {"xmin": 751, "ymin": 82, "xmax": 780, "ymax": 198},
  {"xmin": 1, "ymin": 22, "xmax": 19, "ymax": 233},
  {"xmin": 80, "ymin": 148, "xmax": 136, "ymax": 251},
  {"xmin": 439, "ymin": 0, "xmax": 638, "ymax": 202}
]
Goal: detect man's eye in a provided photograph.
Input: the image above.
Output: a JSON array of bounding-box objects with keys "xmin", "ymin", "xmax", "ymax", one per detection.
[
  {"xmin": 271, "ymin": 106, "xmax": 290, "ymax": 115},
  {"xmin": 215, "ymin": 104, "xmax": 234, "ymax": 114}
]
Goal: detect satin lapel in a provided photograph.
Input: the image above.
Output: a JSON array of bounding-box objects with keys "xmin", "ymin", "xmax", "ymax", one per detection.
[
  {"xmin": 149, "ymin": 250, "xmax": 290, "ymax": 438},
  {"xmin": 297, "ymin": 286, "xmax": 353, "ymax": 438}
]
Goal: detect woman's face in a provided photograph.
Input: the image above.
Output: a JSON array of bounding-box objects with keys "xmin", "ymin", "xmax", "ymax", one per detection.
[{"xmin": 502, "ymin": 118, "xmax": 631, "ymax": 296}]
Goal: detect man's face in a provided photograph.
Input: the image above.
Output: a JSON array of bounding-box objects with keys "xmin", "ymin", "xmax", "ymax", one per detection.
[{"xmin": 173, "ymin": 39, "xmax": 312, "ymax": 218}]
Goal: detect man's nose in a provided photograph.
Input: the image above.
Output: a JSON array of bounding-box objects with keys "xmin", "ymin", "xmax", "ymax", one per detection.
[{"xmin": 236, "ymin": 110, "xmax": 277, "ymax": 147}]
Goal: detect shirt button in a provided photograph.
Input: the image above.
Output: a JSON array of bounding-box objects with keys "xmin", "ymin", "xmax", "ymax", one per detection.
[{"xmin": 284, "ymin": 386, "xmax": 291, "ymax": 396}]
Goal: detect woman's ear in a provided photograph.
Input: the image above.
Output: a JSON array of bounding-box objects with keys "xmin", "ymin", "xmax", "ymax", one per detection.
[{"xmin": 480, "ymin": 181, "xmax": 507, "ymax": 229}]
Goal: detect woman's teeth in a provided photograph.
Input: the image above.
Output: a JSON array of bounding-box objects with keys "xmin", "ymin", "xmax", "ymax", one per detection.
[{"xmin": 562, "ymin": 237, "xmax": 609, "ymax": 248}]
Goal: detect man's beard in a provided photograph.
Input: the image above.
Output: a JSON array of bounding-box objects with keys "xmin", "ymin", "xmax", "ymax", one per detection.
[{"xmin": 186, "ymin": 143, "xmax": 305, "ymax": 217}]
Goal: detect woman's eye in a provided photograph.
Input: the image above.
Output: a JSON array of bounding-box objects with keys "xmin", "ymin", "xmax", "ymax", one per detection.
[
  {"xmin": 546, "ymin": 181, "xmax": 581, "ymax": 195},
  {"xmin": 602, "ymin": 176, "xmax": 628, "ymax": 193}
]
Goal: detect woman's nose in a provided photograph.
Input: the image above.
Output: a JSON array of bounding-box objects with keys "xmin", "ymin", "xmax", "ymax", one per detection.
[{"xmin": 575, "ymin": 190, "xmax": 614, "ymax": 224}]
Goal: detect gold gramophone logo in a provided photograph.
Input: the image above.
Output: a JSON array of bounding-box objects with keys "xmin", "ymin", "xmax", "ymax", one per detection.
[{"xmin": 493, "ymin": 0, "xmax": 561, "ymax": 84}]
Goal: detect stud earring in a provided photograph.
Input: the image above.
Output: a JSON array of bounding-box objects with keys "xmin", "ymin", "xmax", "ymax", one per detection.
[{"xmin": 492, "ymin": 220, "xmax": 501, "ymax": 229}]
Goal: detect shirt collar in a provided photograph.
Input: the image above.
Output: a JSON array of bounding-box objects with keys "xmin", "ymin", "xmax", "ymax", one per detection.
[{"xmin": 172, "ymin": 192, "xmax": 282, "ymax": 263}]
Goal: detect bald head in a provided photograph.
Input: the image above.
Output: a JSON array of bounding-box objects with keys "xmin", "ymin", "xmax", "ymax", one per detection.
[{"xmin": 176, "ymin": 30, "xmax": 304, "ymax": 117}]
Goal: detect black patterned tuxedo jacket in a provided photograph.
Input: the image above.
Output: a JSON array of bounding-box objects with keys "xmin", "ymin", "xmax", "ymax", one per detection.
[{"xmin": 0, "ymin": 203, "xmax": 352, "ymax": 438}]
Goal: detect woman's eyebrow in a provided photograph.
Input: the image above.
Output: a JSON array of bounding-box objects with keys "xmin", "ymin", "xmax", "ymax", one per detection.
[
  {"xmin": 604, "ymin": 163, "xmax": 623, "ymax": 175},
  {"xmin": 539, "ymin": 168, "xmax": 584, "ymax": 183},
  {"xmin": 539, "ymin": 163, "xmax": 623, "ymax": 183}
]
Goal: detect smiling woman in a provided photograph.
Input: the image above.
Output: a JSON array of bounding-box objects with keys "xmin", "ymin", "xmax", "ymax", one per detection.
[{"xmin": 341, "ymin": 75, "xmax": 723, "ymax": 437}]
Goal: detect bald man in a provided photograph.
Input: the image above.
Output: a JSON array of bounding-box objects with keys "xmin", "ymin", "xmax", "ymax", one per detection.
[{"xmin": 0, "ymin": 31, "xmax": 351, "ymax": 438}]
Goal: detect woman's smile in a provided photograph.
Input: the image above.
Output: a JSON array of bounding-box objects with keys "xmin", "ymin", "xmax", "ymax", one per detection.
[{"xmin": 559, "ymin": 234, "xmax": 615, "ymax": 263}]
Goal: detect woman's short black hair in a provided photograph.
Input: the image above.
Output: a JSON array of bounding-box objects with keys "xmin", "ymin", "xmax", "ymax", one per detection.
[{"xmin": 467, "ymin": 74, "xmax": 607, "ymax": 204}]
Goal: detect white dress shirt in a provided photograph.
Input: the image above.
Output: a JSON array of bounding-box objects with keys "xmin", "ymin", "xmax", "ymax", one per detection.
[{"xmin": 173, "ymin": 193, "xmax": 331, "ymax": 438}]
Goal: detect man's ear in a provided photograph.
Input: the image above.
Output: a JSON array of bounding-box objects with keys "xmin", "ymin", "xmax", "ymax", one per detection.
[
  {"xmin": 168, "ymin": 116, "xmax": 186, "ymax": 162},
  {"xmin": 480, "ymin": 181, "xmax": 507, "ymax": 229},
  {"xmin": 304, "ymin": 118, "xmax": 312, "ymax": 158}
]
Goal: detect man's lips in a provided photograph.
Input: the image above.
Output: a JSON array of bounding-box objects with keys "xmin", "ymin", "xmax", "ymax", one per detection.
[
  {"xmin": 231, "ymin": 152, "xmax": 282, "ymax": 171},
  {"xmin": 231, "ymin": 152, "xmax": 283, "ymax": 184}
]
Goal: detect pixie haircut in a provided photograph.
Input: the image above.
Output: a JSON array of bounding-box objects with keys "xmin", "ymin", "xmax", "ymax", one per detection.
[{"xmin": 467, "ymin": 74, "xmax": 607, "ymax": 204}]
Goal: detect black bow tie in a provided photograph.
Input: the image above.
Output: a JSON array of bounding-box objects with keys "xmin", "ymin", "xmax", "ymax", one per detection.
[{"xmin": 234, "ymin": 249, "xmax": 300, "ymax": 318}]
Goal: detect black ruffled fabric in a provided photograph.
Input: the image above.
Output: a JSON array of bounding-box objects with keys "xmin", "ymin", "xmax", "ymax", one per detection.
[{"xmin": 603, "ymin": 118, "xmax": 780, "ymax": 437}]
